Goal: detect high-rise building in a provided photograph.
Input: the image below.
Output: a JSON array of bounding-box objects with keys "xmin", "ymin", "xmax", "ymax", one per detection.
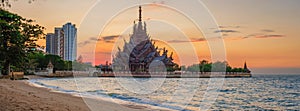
[
  {"xmin": 62, "ymin": 22, "xmax": 77, "ymax": 61},
  {"xmin": 45, "ymin": 33, "xmax": 52, "ymax": 54},
  {"xmin": 45, "ymin": 33, "xmax": 58, "ymax": 54},
  {"xmin": 54, "ymin": 27, "xmax": 64, "ymax": 58},
  {"xmin": 45, "ymin": 22, "xmax": 77, "ymax": 61}
]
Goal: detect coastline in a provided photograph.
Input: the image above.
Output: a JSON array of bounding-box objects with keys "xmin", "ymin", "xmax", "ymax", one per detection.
[
  {"xmin": 0, "ymin": 77, "xmax": 172, "ymax": 111},
  {"xmin": 99, "ymin": 73, "xmax": 252, "ymax": 78}
]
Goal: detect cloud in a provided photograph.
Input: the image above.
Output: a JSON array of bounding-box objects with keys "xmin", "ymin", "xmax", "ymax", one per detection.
[
  {"xmin": 166, "ymin": 33, "xmax": 284, "ymax": 44},
  {"xmin": 209, "ymin": 25, "xmax": 241, "ymax": 30},
  {"xmin": 222, "ymin": 34, "xmax": 229, "ymax": 37},
  {"xmin": 98, "ymin": 35, "xmax": 120, "ymax": 43},
  {"xmin": 78, "ymin": 41, "xmax": 91, "ymax": 47},
  {"xmin": 210, "ymin": 25, "xmax": 284, "ymax": 40},
  {"xmin": 221, "ymin": 33, "xmax": 285, "ymax": 41},
  {"xmin": 214, "ymin": 30, "xmax": 239, "ymax": 33},
  {"xmin": 167, "ymin": 40, "xmax": 191, "ymax": 43},
  {"xmin": 242, "ymin": 33, "xmax": 262, "ymax": 39},
  {"xmin": 219, "ymin": 26, "xmax": 241, "ymax": 28},
  {"xmin": 89, "ymin": 37, "xmax": 98, "ymax": 41},
  {"xmin": 78, "ymin": 36, "xmax": 99, "ymax": 47},
  {"xmin": 102, "ymin": 35, "xmax": 119, "ymax": 41},
  {"xmin": 241, "ymin": 33, "xmax": 284, "ymax": 39},
  {"xmin": 191, "ymin": 38, "xmax": 206, "ymax": 42},
  {"xmin": 261, "ymin": 29, "xmax": 275, "ymax": 32},
  {"xmin": 255, "ymin": 34, "xmax": 284, "ymax": 38},
  {"xmin": 78, "ymin": 35, "xmax": 120, "ymax": 47},
  {"xmin": 167, "ymin": 38, "xmax": 206, "ymax": 43}
]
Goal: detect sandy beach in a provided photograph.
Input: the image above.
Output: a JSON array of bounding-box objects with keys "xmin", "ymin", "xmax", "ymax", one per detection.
[{"xmin": 0, "ymin": 77, "xmax": 170, "ymax": 111}]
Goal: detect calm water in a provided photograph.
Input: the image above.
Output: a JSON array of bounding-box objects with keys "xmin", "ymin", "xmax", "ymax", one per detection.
[{"xmin": 30, "ymin": 74, "xmax": 300, "ymax": 110}]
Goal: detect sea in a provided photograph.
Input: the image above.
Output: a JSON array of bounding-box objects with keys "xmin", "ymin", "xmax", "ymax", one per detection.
[{"xmin": 29, "ymin": 74, "xmax": 300, "ymax": 111}]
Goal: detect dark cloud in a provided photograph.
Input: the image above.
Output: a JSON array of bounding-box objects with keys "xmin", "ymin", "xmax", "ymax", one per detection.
[
  {"xmin": 242, "ymin": 33, "xmax": 262, "ymax": 39},
  {"xmin": 191, "ymin": 38, "xmax": 206, "ymax": 42},
  {"xmin": 219, "ymin": 26, "xmax": 241, "ymax": 28},
  {"xmin": 261, "ymin": 29, "xmax": 275, "ymax": 32},
  {"xmin": 214, "ymin": 30, "xmax": 239, "ymax": 33},
  {"xmin": 102, "ymin": 35, "xmax": 120, "ymax": 41},
  {"xmin": 255, "ymin": 34, "xmax": 284, "ymax": 38},
  {"xmin": 98, "ymin": 35, "xmax": 120, "ymax": 43},
  {"xmin": 241, "ymin": 33, "xmax": 284, "ymax": 39},
  {"xmin": 78, "ymin": 41, "xmax": 91, "ymax": 47},
  {"xmin": 167, "ymin": 38, "xmax": 206, "ymax": 43},
  {"xmin": 104, "ymin": 41, "xmax": 115, "ymax": 43},
  {"xmin": 222, "ymin": 34, "xmax": 229, "ymax": 37},
  {"xmin": 89, "ymin": 37, "xmax": 99, "ymax": 41},
  {"xmin": 166, "ymin": 33, "xmax": 283, "ymax": 44},
  {"xmin": 167, "ymin": 40, "xmax": 191, "ymax": 43},
  {"xmin": 210, "ymin": 26, "xmax": 283, "ymax": 40},
  {"xmin": 78, "ymin": 35, "xmax": 120, "ymax": 46}
]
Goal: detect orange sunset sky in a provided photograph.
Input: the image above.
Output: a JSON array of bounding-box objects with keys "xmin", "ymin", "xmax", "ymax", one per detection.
[{"xmin": 6, "ymin": 0, "xmax": 300, "ymax": 74}]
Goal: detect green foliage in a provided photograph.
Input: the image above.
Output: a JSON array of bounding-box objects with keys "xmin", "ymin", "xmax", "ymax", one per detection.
[
  {"xmin": 211, "ymin": 61, "xmax": 227, "ymax": 72},
  {"xmin": 26, "ymin": 52, "xmax": 43, "ymax": 69},
  {"xmin": 45, "ymin": 54, "xmax": 66, "ymax": 70},
  {"xmin": 25, "ymin": 52, "xmax": 93, "ymax": 71},
  {"xmin": 167, "ymin": 63, "xmax": 180, "ymax": 72},
  {"xmin": 187, "ymin": 60, "xmax": 212, "ymax": 72},
  {"xmin": 231, "ymin": 68, "xmax": 247, "ymax": 73},
  {"xmin": 180, "ymin": 65, "xmax": 186, "ymax": 71},
  {"xmin": 30, "ymin": 53, "xmax": 70, "ymax": 70},
  {"xmin": 187, "ymin": 64, "xmax": 200, "ymax": 72},
  {"xmin": 186, "ymin": 60, "xmax": 247, "ymax": 73},
  {"xmin": 0, "ymin": 8, "xmax": 44, "ymax": 75}
]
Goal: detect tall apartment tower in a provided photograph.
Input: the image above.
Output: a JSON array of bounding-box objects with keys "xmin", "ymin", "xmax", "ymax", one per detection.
[
  {"xmin": 45, "ymin": 33, "xmax": 58, "ymax": 54},
  {"xmin": 54, "ymin": 27, "xmax": 64, "ymax": 58},
  {"xmin": 45, "ymin": 22, "xmax": 77, "ymax": 61},
  {"xmin": 62, "ymin": 22, "xmax": 77, "ymax": 61}
]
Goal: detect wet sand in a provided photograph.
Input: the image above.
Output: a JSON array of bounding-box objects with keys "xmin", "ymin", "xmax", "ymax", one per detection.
[{"xmin": 0, "ymin": 78, "xmax": 170, "ymax": 111}]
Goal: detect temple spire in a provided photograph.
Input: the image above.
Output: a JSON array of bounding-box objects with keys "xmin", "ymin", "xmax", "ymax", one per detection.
[
  {"xmin": 244, "ymin": 61, "xmax": 248, "ymax": 70},
  {"xmin": 139, "ymin": 6, "xmax": 142, "ymax": 22}
]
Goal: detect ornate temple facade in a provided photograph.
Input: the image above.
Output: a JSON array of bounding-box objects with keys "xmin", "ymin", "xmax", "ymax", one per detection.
[{"xmin": 112, "ymin": 6, "xmax": 176, "ymax": 73}]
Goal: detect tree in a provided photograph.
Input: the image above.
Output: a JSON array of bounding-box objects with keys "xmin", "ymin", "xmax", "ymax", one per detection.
[
  {"xmin": 0, "ymin": 9, "xmax": 44, "ymax": 75},
  {"xmin": 26, "ymin": 52, "xmax": 79, "ymax": 71},
  {"xmin": 203, "ymin": 62, "xmax": 212, "ymax": 72},
  {"xmin": 199, "ymin": 60, "xmax": 208, "ymax": 74},
  {"xmin": 186, "ymin": 60, "xmax": 249, "ymax": 73},
  {"xmin": 44, "ymin": 54, "xmax": 66, "ymax": 71},
  {"xmin": 226, "ymin": 65, "xmax": 232, "ymax": 73},
  {"xmin": 64, "ymin": 61, "xmax": 72, "ymax": 71},
  {"xmin": 25, "ymin": 52, "xmax": 39, "ymax": 70},
  {"xmin": 211, "ymin": 61, "xmax": 226, "ymax": 72},
  {"xmin": 180, "ymin": 65, "xmax": 186, "ymax": 71},
  {"xmin": 187, "ymin": 64, "xmax": 200, "ymax": 72}
]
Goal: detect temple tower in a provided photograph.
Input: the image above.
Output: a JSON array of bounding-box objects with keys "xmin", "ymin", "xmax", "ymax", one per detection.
[
  {"xmin": 112, "ymin": 6, "xmax": 176, "ymax": 73},
  {"xmin": 243, "ymin": 61, "xmax": 251, "ymax": 73}
]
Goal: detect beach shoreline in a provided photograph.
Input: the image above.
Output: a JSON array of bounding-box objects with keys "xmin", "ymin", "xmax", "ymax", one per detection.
[{"xmin": 0, "ymin": 76, "xmax": 171, "ymax": 111}]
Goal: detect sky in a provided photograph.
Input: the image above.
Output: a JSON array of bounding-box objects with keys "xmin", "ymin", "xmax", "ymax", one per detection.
[{"xmin": 6, "ymin": 0, "xmax": 300, "ymax": 74}]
